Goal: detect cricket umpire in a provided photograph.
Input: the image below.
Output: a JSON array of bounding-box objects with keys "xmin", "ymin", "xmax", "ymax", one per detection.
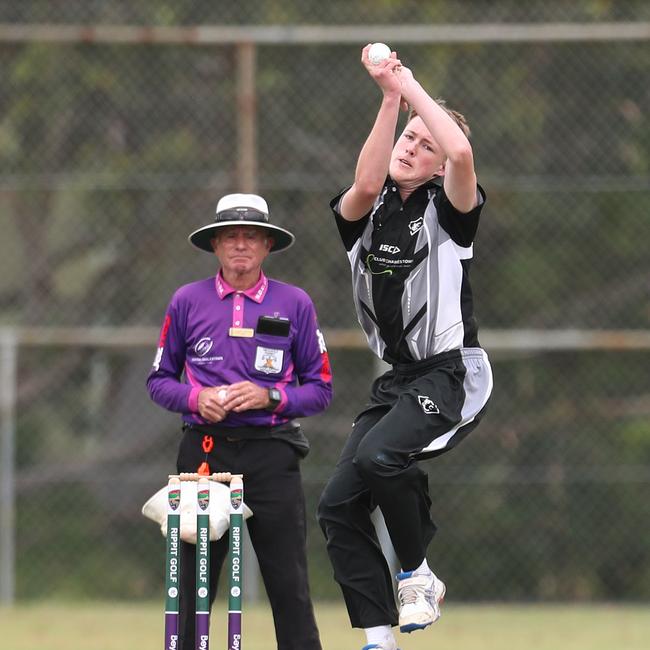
[{"xmin": 147, "ymin": 193, "xmax": 333, "ymax": 650}]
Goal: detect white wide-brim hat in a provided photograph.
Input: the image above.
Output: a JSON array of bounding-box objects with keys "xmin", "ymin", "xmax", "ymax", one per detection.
[{"xmin": 188, "ymin": 193, "xmax": 295, "ymax": 253}]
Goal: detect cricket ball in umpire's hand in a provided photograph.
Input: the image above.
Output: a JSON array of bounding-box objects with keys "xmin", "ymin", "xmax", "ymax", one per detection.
[{"xmin": 368, "ymin": 42, "xmax": 391, "ymax": 65}]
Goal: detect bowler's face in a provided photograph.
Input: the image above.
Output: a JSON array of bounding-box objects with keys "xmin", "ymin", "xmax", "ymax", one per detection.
[
  {"xmin": 389, "ymin": 116, "xmax": 446, "ymax": 187},
  {"xmin": 211, "ymin": 226, "xmax": 273, "ymax": 278}
]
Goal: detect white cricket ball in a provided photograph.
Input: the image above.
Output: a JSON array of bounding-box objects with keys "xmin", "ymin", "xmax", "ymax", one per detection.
[
  {"xmin": 217, "ymin": 389, "xmax": 228, "ymax": 404},
  {"xmin": 368, "ymin": 42, "xmax": 391, "ymax": 65}
]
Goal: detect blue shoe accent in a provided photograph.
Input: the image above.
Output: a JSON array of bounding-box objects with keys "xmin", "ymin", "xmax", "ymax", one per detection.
[
  {"xmin": 361, "ymin": 645, "xmax": 380, "ymax": 650},
  {"xmin": 396, "ymin": 570, "xmax": 413, "ymax": 580},
  {"xmin": 400, "ymin": 621, "xmax": 431, "ymax": 633}
]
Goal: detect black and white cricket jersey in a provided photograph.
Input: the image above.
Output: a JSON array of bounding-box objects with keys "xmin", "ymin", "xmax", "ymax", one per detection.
[{"xmin": 331, "ymin": 178, "xmax": 486, "ymax": 364}]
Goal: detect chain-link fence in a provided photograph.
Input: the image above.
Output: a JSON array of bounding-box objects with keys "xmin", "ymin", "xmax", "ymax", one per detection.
[{"xmin": 1, "ymin": 1, "xmax": 649, "ymax": 604}]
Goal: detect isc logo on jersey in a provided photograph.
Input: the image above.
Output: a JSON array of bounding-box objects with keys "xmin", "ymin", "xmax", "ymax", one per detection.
[{"xmin": 378, "ymin": 244, "xmax": 400, "ymax": 254}]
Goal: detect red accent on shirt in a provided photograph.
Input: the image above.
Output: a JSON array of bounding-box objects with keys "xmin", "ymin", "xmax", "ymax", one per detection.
[
  {"xmin": 320, "ymin": 351, "xmax": 332, "ymax": 382},
  {"xmin": 158, "ymin": 314, "xmax": 171, "ymax": 347}
]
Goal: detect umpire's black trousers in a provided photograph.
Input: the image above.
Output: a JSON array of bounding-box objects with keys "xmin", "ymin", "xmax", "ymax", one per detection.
[{"xmin": 176, "ymin": 430, "xmax": 322, "ymax": 650}]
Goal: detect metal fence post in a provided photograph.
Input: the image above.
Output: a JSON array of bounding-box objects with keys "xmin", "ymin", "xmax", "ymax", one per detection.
[
  {"xmin": 0, "ymin": 328, "xmax": 17, "ymax": 604},
  {"xmin": 236, "ymin": 41, "xmax": 257, "ymax": 193}
]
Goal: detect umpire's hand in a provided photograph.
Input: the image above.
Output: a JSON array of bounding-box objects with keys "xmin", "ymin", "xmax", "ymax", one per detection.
[
  {"xmin": 220, "ymin": 381, "xmax": 273, "ymax": 413},
  {"xmin": 197, "ymin": 387, "xmax": 229, "ymax": 423}
]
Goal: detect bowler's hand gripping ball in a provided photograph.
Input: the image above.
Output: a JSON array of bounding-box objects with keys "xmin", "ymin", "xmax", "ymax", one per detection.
[{"xmin": 368, "ymin": 42, "xmax": 391, "ymax": 65}]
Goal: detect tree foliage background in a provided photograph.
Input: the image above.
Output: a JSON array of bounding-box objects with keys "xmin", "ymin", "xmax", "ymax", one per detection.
[{"xmin": 1, "ymin": 1, "xmax": 649, "ymax": 602}]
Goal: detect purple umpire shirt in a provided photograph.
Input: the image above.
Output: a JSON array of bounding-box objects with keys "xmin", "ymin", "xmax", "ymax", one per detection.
[{"xmin": 147, "ymin": 269, "xmax": 332, "ymax": 428}]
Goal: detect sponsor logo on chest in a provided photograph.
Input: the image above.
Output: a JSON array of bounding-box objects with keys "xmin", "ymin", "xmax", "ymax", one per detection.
[
  {"xmin": 189, "ymin": 336, "xmax": 224, "ymax": 364},
  {"xmin": 195, "ymin": 337, "xmax": 213, "ymax": 356},
  {"xmin": 378, "ymin": 243, "xmax": 401, "ymax": 254}
]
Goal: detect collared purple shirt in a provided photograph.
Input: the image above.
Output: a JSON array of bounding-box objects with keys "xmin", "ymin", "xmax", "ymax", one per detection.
[{"xmin": 147, "ymin": 270, "xmax": 332, "ymax": 428}]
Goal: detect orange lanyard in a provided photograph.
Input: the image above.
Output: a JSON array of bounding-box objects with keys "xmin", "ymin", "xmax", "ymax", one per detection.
[{"xmin": 197, "ymin": 434, "xmax": 214, "ymax": 475}]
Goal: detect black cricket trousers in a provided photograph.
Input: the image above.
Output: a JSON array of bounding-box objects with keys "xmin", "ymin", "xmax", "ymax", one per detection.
[
  {"xmin": 176, "ymin": 430, "xmax": 322, "ymax": 650},
  {"xmin": 318, "ymin": 348, "xmax": 492, "ymax": 628}
]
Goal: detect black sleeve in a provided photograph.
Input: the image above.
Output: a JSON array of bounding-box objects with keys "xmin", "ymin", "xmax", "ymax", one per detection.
[
  {"xmin": 329, "ymin": 188, "xmax": 371, "ymax": 252},
  {"xmin": 435, "ymin": 183, "xmax": 487, "ymax": 248}
]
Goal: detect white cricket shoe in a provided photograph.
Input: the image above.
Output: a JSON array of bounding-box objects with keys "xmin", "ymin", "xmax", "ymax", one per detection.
[
  {"xmin": 361, "ymin": 640, "xmax": 399, "ymax": 650},
  {"xmin": 396, "ymin": 569, "xmax": 446, "ymax": 633}
]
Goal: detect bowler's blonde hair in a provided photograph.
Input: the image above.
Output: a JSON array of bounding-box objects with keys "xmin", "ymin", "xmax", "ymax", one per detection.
[{"xmin": 408, "ymin": 99, "xmax": 471, "ymax": 138}]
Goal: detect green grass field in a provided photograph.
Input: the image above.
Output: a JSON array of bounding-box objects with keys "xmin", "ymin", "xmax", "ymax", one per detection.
[{"xmin": 1, "ymin": 601, "xmax": 648, "ymax": 650}]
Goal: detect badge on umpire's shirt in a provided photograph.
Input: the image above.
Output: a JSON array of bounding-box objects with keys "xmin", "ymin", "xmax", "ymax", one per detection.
[{"xmin": 254, "ymin": 346, "xmax": 284, "ymax": 374}]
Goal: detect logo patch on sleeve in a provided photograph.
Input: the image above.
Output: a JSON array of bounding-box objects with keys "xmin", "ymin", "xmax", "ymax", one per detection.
[
  {"xmin": 316, "ymin": 328, "xmax": 327, "ymax": 353},
  {"xmin": 254, "ymin": 347, "xmax": 284, "ymax": 374},
  {"xmin": 152, "ymin": 347, "xmax": 163, "ymax": 371}
]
